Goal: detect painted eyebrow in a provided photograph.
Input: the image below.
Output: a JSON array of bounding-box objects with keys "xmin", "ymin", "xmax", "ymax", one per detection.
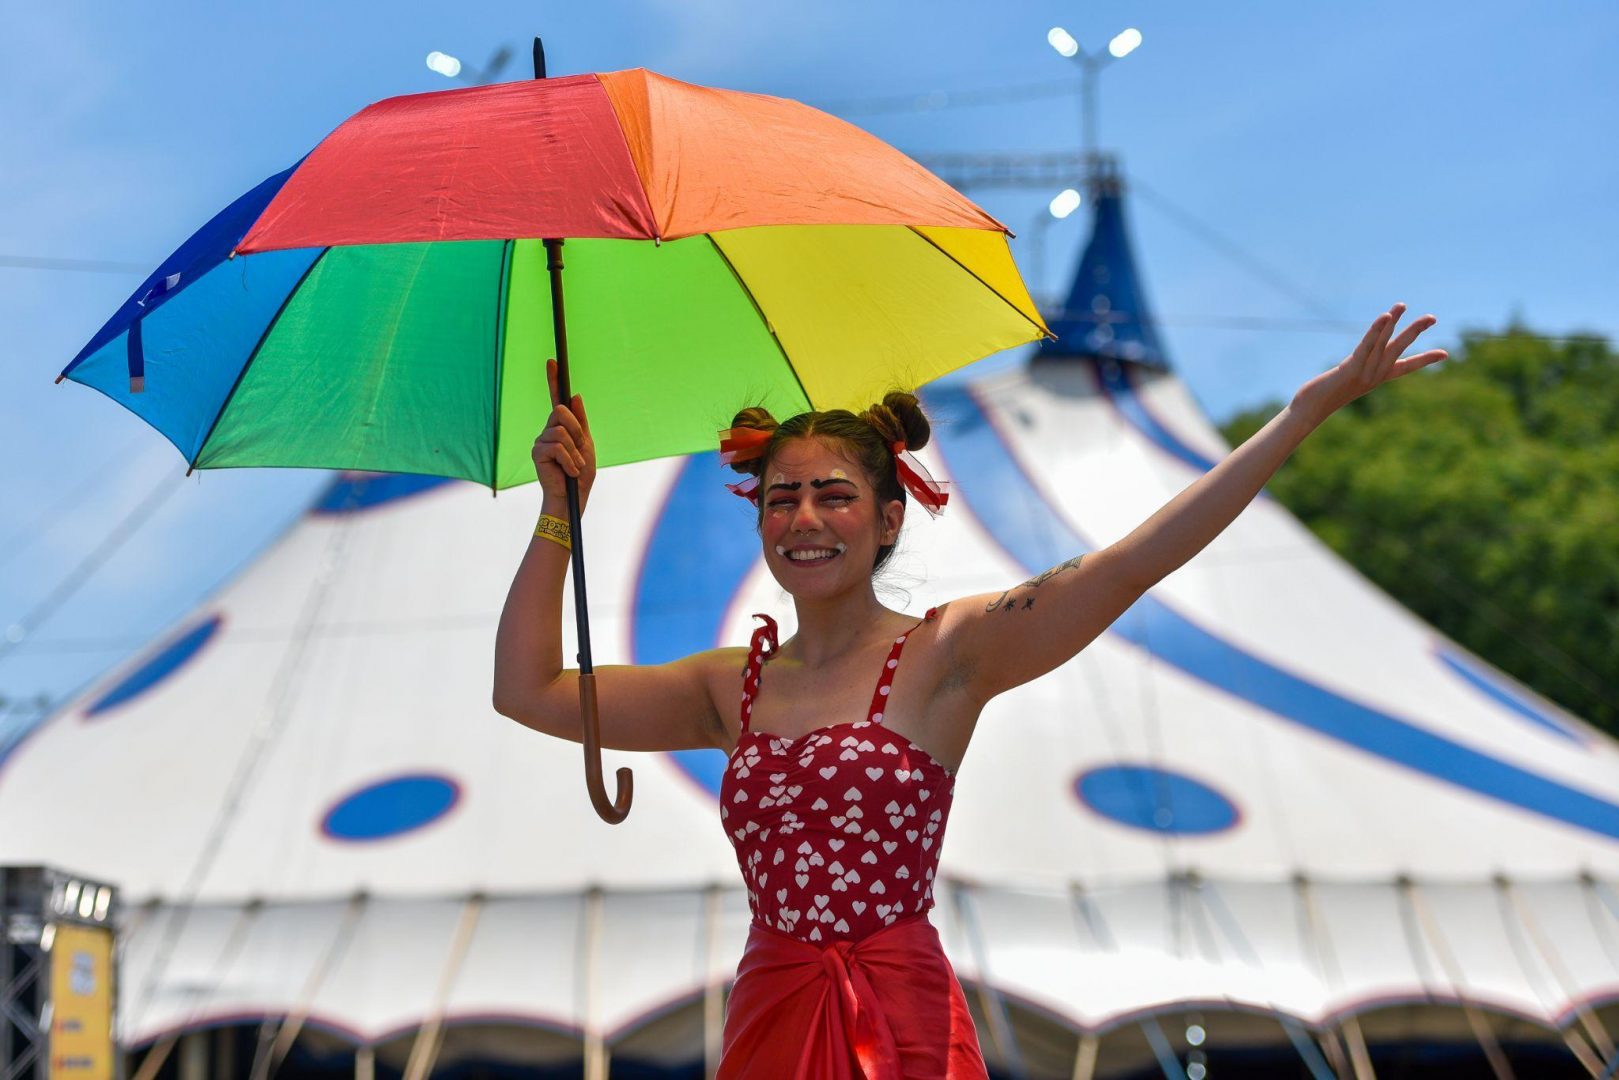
[
  {"xmin": 809, "ymin": 478, "xmax": 857, "ymax": 490},
  {"xmin": 765, "ymin": 481, "xmax": 802, "ymax": 493}
]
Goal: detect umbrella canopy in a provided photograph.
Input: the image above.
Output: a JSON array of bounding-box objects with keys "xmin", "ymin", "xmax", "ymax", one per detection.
[{"xmin": 58, "ymin": 69, "xmax": 1048, "ymax": 486}]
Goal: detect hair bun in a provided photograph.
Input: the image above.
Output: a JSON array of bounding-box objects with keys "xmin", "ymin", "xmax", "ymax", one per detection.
[
  {"xmin": 727, "ymin": 406, "xmax": 778, "ymax": 476},
  {"xmin": 863, "ymin": 390, "xmax": 931, "ymax": 453}
]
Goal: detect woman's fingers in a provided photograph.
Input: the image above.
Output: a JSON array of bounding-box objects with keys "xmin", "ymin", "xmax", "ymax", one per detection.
[
  {"xmin": 549, "ymin": 400, "xmax": 586, "ymax": 443},
  {"xmin": 573, "ymin": 392, "xmax": 591, "ymax": 437},
  {"xmin": 536, "ymin": 434, "xmax": 583, "ymax": 476},
  {"xmin": 1390, "ymin": 347, "xmax": 1448, "ymax": 379},
  {"xmin": 1373, "ymin": 303, "xmax": 1405, "ymax": 359},
  {"xmin": 1376, "ymin": 311, "xmax": 1435, "ymax": 382},
  {"xmin": 1387, "ymin": 313, "xmax": 1437, "ymax": 360},
  {"xmin": 1351, "ymin": 312, "xmax": 1392, "ymax": 365},
  {"xmin": 535, "ymin": 364, "xmax": 592, "ymax": 480}
]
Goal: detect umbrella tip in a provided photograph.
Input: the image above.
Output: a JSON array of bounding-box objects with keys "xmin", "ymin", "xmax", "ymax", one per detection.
[
  {"xmin": 532, "ymin": 37, "xmax": 546, "ymax": 80},
  {"xmin": 53, "ymin": 373, "xmax": 64, "ymax": 385}
]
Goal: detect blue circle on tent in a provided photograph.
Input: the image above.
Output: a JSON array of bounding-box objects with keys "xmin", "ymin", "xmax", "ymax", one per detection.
[
  {"xmin": 84, "ymin": 614, "xmax": 223, "ymax": 719},
  {"xmin": 321, "ymin": 774, "xmax": 460, "ymax": 842},
  {"xmin": 1075, "ymin": 765, "xmax": 1239, "ymax": 836}
]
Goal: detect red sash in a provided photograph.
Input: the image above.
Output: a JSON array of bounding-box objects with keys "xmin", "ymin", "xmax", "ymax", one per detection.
[{"xmin": 718, "ymin": 914, "xmax": 988, "ymax": 1079}]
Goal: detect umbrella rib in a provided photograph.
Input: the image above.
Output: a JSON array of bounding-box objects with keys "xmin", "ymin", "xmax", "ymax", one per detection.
[
  {"xmin": 904, "ymin": 226, "xmax": 1054, "ymax": 341},
  {"xmin": 187, "ymin": 248, "xmax": 332, "ymax": 474},
  {"xmin": 490, "ymin": 239, "xmax": 514, "ymax": 493},
  {"xmin": 702, "ymin": 233, "xmax": 814, "ymax": 411}
]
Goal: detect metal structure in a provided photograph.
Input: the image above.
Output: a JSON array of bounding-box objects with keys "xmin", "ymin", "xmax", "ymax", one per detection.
[{"xmin": 1, "ymin": 867, "xmax": 119, "ymax": 1080}]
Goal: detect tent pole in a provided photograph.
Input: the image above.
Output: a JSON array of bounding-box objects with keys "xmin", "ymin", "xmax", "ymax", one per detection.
[
  {"xmin": 255, "ymin": 892, "xmax": 369, "ymax": 1080},
  {"xmin": 1069, "ymin": 1032, "xmax": 1100, "ymax": 1080},
  {"xmin": 1399, "ymin": 877, "xmax": 1515, "ymax": 1079},
  {"xmin": 702, "ymin": 885, "xmax": 724, "ymax": 1079},
  {"xmin": 1137, "ymin": 1018, "xmax": 1188, "ymax": 1080},
  {"xmin": 130, "ymin": 1037, "xmax": 177, "ymax": 1080},
  {"xmin": 402, "ymin": 894, "xmax": 485, "ymax": 1080},
  {"xmin": 1316, "ymin": 1027, "xmax": 1352, "ymax": 1079},
  {"xmin": 1192, "ymin": 874, "xmax": 1334, "ymax": 1080},
  {"xmin": 1499, "ymin": 875, "xmax": 1616, "ymax": 1062},
  {"xmin": 581, "ymin": 887, "xmax": 607, "ymax": 1080},
  {"xmin": 1293, "ymin": 875, "xmax": 1377, "ymax": 1080},
  {"xmin": 132, "ymin": 900, "xmax": 263, "ymax": 1080},
  {"xmin": 178, "ymin": 1031, "xmax": 207, "ymax": 1080},
  {"xmin": 950, "ymin": 880, "xmax": 1029, "ymax": 1080},
  {"xmin": 354, "ymin": 1046, "xmax": 374, "ymax": 1080},
  {"xmin": 1068, "ymin": 882, "xmax": 1185, "ymax": 1080}
]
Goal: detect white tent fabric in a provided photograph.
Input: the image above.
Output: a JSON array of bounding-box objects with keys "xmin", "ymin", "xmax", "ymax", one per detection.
[{"xmin": 5, "ymin": 192, "xmax": 1619, "ymax": 1077}]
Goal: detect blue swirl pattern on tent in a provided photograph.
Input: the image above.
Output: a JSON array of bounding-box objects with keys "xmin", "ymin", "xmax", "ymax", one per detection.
[
  {"xmin": 84, "ymin": 614, "xmax": 224, "ymax": 719},
  {"xmin": 922, "ymin": 381, "xmax": 1619, "ymax": 842},
  {"xmin": 631, "ymin": 453, "xmax": 762, "ymax": 796},
  {"xmin": 1436, "ymin": 644, "xmax": 1589, "ymax": 746}
]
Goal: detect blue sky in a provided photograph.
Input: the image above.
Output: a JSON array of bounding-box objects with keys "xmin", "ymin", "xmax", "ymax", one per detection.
[{"xmin": 3, "ymin": 1, "xmax": 1616, "ymax": 712}]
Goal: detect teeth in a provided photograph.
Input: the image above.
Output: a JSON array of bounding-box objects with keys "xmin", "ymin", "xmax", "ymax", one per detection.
[{"xmin": 774, "ymin": 543, "xmax": 848, "ymax": 563}]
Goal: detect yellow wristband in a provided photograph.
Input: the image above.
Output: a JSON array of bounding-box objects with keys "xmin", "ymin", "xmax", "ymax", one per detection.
[{"xmin": 534, "ymin": 513, "xmax": 572, "ymax": 552}]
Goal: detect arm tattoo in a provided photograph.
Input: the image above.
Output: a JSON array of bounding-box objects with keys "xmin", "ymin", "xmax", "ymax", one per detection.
[{"xmin": 984, "ymin": 555, "xmax": 1086, "ymax": 612}]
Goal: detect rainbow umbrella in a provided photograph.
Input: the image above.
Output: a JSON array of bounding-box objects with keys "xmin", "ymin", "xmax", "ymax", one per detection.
[{"xmin": 59, "ymin": 58, "xmax": 1049, "ymax": 822}]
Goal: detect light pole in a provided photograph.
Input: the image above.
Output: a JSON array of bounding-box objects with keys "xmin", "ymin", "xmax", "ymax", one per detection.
[
  {"xmin": 1027, "ymin": 187, "xmax": 1083, "ymax": 306},
  {"xmin": 1046, "ymin": 25, "xmax": 1142, "ymax": 173},
  {"xmin": 425, "ymin": 45, "xmax": 515, "ymax": 86}
]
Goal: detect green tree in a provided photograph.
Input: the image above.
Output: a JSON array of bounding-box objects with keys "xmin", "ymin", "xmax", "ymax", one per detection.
[{"xmin": 1221, "ymin": 325, "xmax": 1619, "ymax": 735}]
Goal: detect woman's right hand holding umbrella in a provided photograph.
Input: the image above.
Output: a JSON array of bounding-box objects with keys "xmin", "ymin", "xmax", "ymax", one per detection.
[{"xmin": 533, "ymin": 357, "xmax": 596, "ymax": 510}]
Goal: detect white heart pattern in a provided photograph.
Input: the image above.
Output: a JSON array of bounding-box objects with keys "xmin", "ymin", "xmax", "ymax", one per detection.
[{"xmin": 721, "ymin": 623, "xmax": 953, "ymax": 941}]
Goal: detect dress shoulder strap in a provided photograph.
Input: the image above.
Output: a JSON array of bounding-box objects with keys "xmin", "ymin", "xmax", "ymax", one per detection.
[
  {"xmin": 739, "ymin": 614, "xmax": 778, "ymax": 732},
  {"xmin": 866, "ymin": 608, "xmax": 937, "ymax": 726}
]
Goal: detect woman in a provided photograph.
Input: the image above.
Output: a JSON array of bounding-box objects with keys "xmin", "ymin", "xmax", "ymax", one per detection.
[{"xmin": 494, "ymin": 304, "xmax": 1446, "ymax": 1077}]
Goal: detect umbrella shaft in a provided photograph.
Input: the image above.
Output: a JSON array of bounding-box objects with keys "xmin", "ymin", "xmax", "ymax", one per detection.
[{"xmin": 546, "ymin": 237, "xmax": 594, "ymax": 675}]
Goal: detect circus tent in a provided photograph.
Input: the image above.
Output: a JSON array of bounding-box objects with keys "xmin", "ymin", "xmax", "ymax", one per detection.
[{"xmin": 4, "ymin": 160, "xmax": 1619, "ymax": 1079}]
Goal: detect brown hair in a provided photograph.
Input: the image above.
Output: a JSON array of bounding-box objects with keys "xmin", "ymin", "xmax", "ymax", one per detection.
[{"xmin": 728, "ymin": 392, "xmax": 932, "ymax": 574}]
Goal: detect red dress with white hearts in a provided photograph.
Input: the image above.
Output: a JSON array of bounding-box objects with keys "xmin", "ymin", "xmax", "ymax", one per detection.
[{"xmin": 716, "ymin": 610, "xmax": 988, "ymax": 1079}]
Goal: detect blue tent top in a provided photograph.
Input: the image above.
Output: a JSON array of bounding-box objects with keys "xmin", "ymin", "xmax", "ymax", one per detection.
[{"xmin": 1036, "ymin": 168, "xmax": 1169, "ymax": 370}]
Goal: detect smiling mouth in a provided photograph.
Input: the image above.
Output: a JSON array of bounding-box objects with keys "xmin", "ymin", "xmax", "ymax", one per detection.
[{"xmin": 776, "ymin": 542, "xmax": 847, "ymax": 566}]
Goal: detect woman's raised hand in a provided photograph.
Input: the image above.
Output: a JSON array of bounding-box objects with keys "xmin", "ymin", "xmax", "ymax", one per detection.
[
  {"xmin": 532, "ymin": 358, "xmax": 596, "ymax": 508},
  {"xmin": 1293, "ymin": 303, "xmax": 1449, "ymax": 425}
]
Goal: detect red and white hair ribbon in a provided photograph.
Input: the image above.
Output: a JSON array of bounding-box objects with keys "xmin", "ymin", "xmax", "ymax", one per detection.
[
  {"xmin": 725, "ymin": 475, "xmax": 761, "ymax": 504},
  {"xmin": 718, "ymin": 426, "xmax": 772, "ymax": 466},
  {"xmin": 718, "ymin": 426, "xmax": 771, "ymax": 505},
  {"xmin": 891, "ymin": 440, "xmax": 950, "ymax": 518}
]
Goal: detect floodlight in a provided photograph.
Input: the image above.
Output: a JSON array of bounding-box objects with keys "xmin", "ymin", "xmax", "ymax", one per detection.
[
  {"xmin": 1186, "ymin": 1023, "xmax": 1206, "ymax": 1046},
  {"xmin": 1049, "ymin": 188, "xmax": 1082, "ymax": 219},
  {"xmin": 1047, "ymin": 27, "xmax": 1080, "ymax": 59},
  {"xmin": 1108, "ymin": 28, "xmax": 1142, "ymax": 59},
  {"xmin": 426, "ymin": 51, "xmax": 464, "ymax": 79}
]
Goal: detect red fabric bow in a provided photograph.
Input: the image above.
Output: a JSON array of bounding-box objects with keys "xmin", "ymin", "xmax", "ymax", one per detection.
[
  {"xmin": 719, "ymin": 426, "xmax": 772, "ymax": 505},
  {"xmin": 890, "ymin": 440, "xmax": 951, "ymax": 518},
  {"xmin": 719, "ymin": 426, "xmax": 772, "ymax": 465},
  {"xmin": 717, "ymin": 914, "xmax": 987, "ymax": 1078}
]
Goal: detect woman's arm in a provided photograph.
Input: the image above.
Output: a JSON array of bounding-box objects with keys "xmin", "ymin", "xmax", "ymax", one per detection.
[
  {"xmin": 944, "ymin": 303, "xmax": 1448, "ymax": 701},
  {"xmin": 493, "ymin": 361, "xmax": 731, "ymax": 752}
]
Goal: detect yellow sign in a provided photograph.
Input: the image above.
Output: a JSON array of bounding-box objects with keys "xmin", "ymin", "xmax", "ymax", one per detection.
[{"xmin": 49, "ymin": 924, "xmax": 114, "ymax": 1080}]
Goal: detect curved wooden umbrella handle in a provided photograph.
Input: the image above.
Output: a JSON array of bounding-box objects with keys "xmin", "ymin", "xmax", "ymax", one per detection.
[{"xmin": 579, "ymin": 673, "xmax": 633, "ymax": 823}]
